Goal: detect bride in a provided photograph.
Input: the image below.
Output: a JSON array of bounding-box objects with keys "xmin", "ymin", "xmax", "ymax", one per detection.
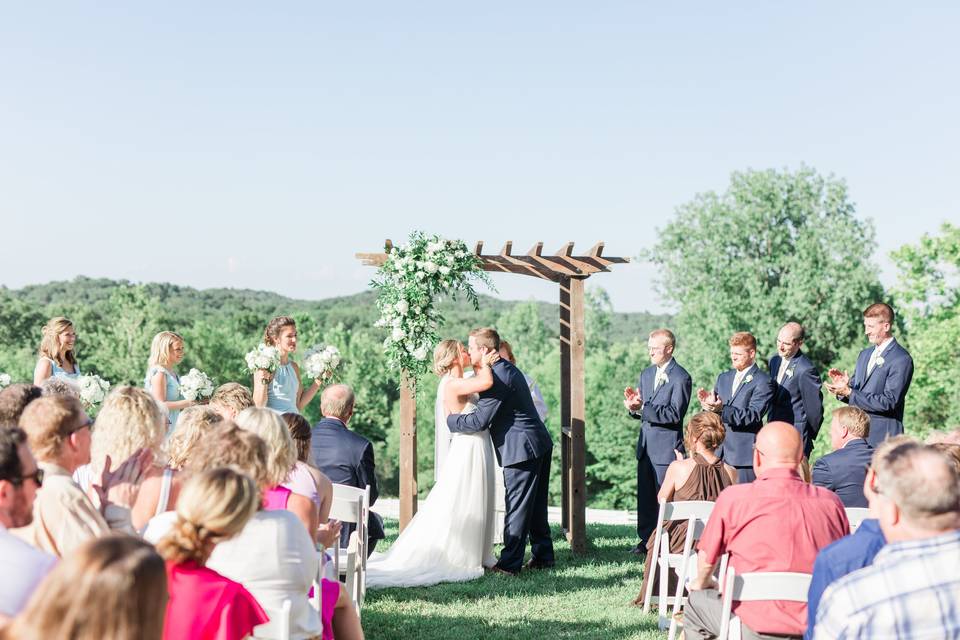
[{"xmin": 366, "ymin": 339, "xmax": 500, "ymax": 588}]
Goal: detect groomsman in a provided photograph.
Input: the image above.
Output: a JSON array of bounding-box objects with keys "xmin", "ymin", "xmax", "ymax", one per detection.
[
  {"xmin": 768, "ymin": 322, "xmax": 823, "ymax": 458},
  {"xmin": 623, "ymin": 329, "xmax": 692, "ymax": 553},
  {"xmin": 698, "ymin": 331, "xmax": 773, "ymax": 482},
  {"xmin": 826, "ymin": 303, "xmax": 914, "ymax": 447}
]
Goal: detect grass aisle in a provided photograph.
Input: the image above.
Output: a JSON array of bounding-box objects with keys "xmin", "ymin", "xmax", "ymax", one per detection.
[{"xmin": 363, "ymin": 520, "xmax": 663, "ymax": 640}]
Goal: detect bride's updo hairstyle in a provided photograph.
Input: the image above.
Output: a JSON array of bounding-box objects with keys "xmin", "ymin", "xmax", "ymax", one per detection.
[
  {"xmin": 685, "ymin": 411, "xmax": 726, "ymax": 453},
  {"xmin": 433, "ymin": 340, "xmax": 461, "ymax": 376},
  {"xmin": 263, "ymin": 316, "xmax": 296, "ymax": 347},
  {"xmin": 156, "ymin": 467, "xmax": 259, "ymax": 566}
]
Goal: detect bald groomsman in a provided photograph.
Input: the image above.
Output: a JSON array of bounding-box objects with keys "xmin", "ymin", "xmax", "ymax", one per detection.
[
  {"xmin": 769, "ymin": 322, "xmax": 823, "ymax": 458},
  {"xmin": 624, "ymin": 329, "xmax": 692, "ymax": 553},
  {"xmin": 699, "ymin": 331, "xmax": 773, "ymax": 483},
  {"xmin": 826, "ymin": 303, "xmax": 914, "ymax": 447}
]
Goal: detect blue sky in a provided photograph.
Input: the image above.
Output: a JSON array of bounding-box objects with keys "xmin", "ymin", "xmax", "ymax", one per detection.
[{"xmin": 1, "ymin": 3, "xmax": 957, "ymax": 313}]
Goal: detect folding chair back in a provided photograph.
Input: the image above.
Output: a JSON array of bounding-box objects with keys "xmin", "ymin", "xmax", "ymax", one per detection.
[
  {"xmin": 252, "ymin": 598, "xmax": 292, "ymax": 640},
  {"xmin": 845, "ymin": 507, "xmax": 869, "ymax": 532},
  {"xmin": 717, "ymin": 567, "xmax": 812, "ymax": 640}
]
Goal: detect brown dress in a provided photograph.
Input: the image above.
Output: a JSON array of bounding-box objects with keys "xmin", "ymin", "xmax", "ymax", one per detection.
[{"xmin": 632, "ymin": 453, "xmax": 733, "ymax": 605}]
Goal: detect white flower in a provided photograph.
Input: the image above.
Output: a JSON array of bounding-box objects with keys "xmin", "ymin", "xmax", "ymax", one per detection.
[
  {"xmin": 438, "ymin": 266, "xmax": 450, "ymax": 275},
  {"xmin": 304, "ymin": 344, "xmax": 343, "ymax": 382},
  {"xmin": 245, "ymin": 344, "xmax": 281, "ymax": 373},
  {"xmin": 395, "ymin": 300, "xmax": 409, "ymax": 315},
  {"xmin": 745, "ymin": 375, "xmax": 753, "ymax": 383},
  {"xmin": 0, "ymin": 373, "xmax": 11, "ymax": 390},
  {"xmin": 392, "ymin": 327, "xmax": 406, "ymax": 341},
  {"xmin": 875, "ymin": 356, "xmax": 885, "ymax": 367},
  {"xmin": 78, "ymin": 374, "xmax": 111, "ymax": 409},
  {"xmin": 785, "ymin": 368, "xmax": 794, "ymax": 378},
  {"xmin": 423, "ymin": 261, "xmax": 438, "ymax": 274},
  {"xmin": 180, "ymin": 368, "xmax": 216, "ymax": 401},
  {"xmin": 412, "ymin": 345, "xmax": 428, "ymax": 361}
]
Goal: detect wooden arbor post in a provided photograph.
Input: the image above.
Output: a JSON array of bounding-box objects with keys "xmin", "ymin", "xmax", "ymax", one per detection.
[{"xmin": 358, "ymin": 240, "xmax": 628, "ymax": 552}]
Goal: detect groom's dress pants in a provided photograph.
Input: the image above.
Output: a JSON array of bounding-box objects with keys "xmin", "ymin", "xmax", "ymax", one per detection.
[{"xmin": 499, "ymin": 450, "xmax": 555, "ymax": 573}]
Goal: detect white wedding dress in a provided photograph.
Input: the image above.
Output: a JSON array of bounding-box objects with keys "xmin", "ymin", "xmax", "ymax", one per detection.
[{"xmin": 366, "ymin": 375, "xmax": 497, "ymax": 588}]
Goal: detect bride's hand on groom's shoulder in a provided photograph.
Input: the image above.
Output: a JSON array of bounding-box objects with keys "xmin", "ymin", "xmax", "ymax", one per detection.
[{"xmin": 482, "ymin": 351, "xmax": 501, "ymax": 367}]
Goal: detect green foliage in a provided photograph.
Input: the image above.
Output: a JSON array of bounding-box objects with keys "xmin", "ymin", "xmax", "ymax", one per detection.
[
  {"xmin": 645, "ymin": 166, "xmax": 885, "ymax": 393},
  {"xmin": 891, "ymin": 223, "xmax": 960, "ymax": 434}
]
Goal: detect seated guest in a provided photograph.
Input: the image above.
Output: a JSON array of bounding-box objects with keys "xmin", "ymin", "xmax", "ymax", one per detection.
[
  {"xmin": 0, "ymin": 427, "xmax": 56, "ymax": 624},
  {"xmin": 633, "ymin": 411, "xmax": 737, "ymax": 606},
  {"xmin": 38, "ymin": 377, "xmax": 79, "ymax": 399},
  {"xmin": 0, "ymin": 385, "xmax": 42, "ymax": 426},
  {"xmin": 14, "ymin": 396, "xmax": 144, "ymax": 556},
  {"xmin": 282, "ymin": 412, "xmax": 340, "ymax": 549},
  {"xmin": 311, "ymin": 384, "xmax": 384, "ymax": 554},
  {"xmin": 684, "ymin": 422, "xmax": 848, "ymax": 640},
  {"xmin": 235, "ymin": 407, "xmax": 319, "ymax": 542},
  {"xmin": 156, "ymin": 467, "xmax": 268, "ymax": 640},
  {"xmin": 812, "ymin": 406, "xmax": 874, "ymax": 507},
  {"xmin": 813, "ymin": 442, "xmax": 960, "ymax": 638},
  {"xmin": 1, "ymin": 535, "xmax": 167, "ymax": 640},
  {"xmin": 131, "ymin": 406, "xmax": 223, "ymax": 531},
  {"xmin": 209, "ymin": 383, "xmax": 254, "ymax": 421},
  {"xmin": 805, "ymin": 437, "xmax": 913, "ymax": 638}
]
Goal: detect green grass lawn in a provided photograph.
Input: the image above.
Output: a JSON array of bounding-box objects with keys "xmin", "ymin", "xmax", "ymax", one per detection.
[{"xmin": 363, "ymin": 520, "xmax": 664, "ymax": 640}]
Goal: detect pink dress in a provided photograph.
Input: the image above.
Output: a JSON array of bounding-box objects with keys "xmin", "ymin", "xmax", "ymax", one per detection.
[
  {"xmin": 262, "ymin": 485, "xmax": 292, "ymax": 511},
  {"xmin": 164, "ymin": 560, "xmax": 268, "ymax": 640}
]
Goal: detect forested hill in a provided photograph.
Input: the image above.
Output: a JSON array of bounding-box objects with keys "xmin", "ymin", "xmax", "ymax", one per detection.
[{"xmin": 3, "ymin": 276, "xmax": 669, "ymax": 344}]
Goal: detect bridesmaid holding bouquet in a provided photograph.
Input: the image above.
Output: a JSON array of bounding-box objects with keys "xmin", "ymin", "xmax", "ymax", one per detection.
[
  {"xmin": 146, "ymin": 331, "xmax": 195, "ymax": 430},
  {"xmin": 252, "ymin": 316, "xmax": 321, "ymax": 415}
]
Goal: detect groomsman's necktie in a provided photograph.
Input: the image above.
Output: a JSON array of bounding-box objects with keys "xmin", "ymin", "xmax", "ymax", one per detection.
[
  {"xmin": 867, "ymin": 347, "xmax": 882, "ymax": 376},
  {"xmin": 732, "ymin": 371, "xmax": 745, "ymax": 394},
  {"xmin": 777, "ymin": 358, "xmax": 790, "ymax": 384},
  {"xmin": 654, "ymin": 370, "xmax": 666, "ymax": 392}
]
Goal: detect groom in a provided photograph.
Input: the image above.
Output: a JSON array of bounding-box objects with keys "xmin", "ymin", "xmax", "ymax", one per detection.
[{"xmin": 447, "ymin": 327, "xmax": 555, "ymax": 576}]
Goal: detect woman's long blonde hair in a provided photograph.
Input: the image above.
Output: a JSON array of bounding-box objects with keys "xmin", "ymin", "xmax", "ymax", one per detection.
[
  {"xmin": 147, "ymin": 331, "xmax": 183, "ymax": 369},
  {"xmin": 2, "ymin": 535, "xmax": 167, "ymax": 640},
  {"xmin": 433, "ymin": 339, "xmax": 461, "ymax": 376},
  {"xmin": 156, "ymin": 467, "xmax": 260, "ymax": 566},
  {"xmin": 37, "ymin": 317, "xmax": 77, "ymax": 367},
  {"xmin": 162, "ymin": 406, "xmax": 223, "ymax": 470},
  {"xmin": 235, "ymin": 407, "xmax": 298, "ymax": 486},
  {"xmin": 90, "ymin": 386, "xmax": 166, "ymax": 476}
]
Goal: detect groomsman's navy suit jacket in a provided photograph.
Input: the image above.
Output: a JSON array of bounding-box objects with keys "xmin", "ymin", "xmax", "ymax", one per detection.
[
  {"xmin": 311, "ymin": 416, "xmax": 385, "ymax": 545},
  {"xmin": 715, "ymin": 363, "xmax": 774, "ymax": 467},
  {"xmin": 630, "ymin": 359, "xmax": 692, "ymax": 466},
  {"xmin": 812, "ymin": 438, "xmax": 873, "ymax": 508},
  {"xmin": 841, "ymin": 338, "xmax": 913, "ymax": 447},
  {"xmin": 769, "ymin": 351, "xmax": 823, "ymax": 456}
]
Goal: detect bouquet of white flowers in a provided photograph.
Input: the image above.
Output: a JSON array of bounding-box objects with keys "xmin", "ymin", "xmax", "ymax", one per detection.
[
  {"xmin": 303, "ymin": 345, "xmax": 342, "ymax": 383},
  {"xmin": 78, "ymin": 374, "xmax": 111, "ymax": 410},
  {"xmin": 179, "ymin": 368, "xmax": 216, "ymax": 402},
  {"xmin": 245, "ymin": 343, "xmax": 281, "ymax": 373},
  {"xmin": 0, "ymin": 373, "xmax": 11, "ymax": 390}
]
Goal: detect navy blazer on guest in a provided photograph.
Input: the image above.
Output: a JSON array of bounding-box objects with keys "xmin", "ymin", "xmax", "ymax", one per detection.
[
  {"xmin": 715, "ymin": 363, "xmax": 773, "ymax": 467},
  {"xmin": 310, "ymin": 416, "xmax": 385, "ymax": 542},
  {"xmin": 447, "ymin": 359, "xmax": 553, "ymax": 468},
  {"xmin": 769, "ymin": 351, "xmax": 823, "ymax": 455},
  {"xmin": 812, "ymin": 438, "xmax": 873, "ymax": 508},
  {"xmin": 842, "ymin": 338, "xmax": 914, "ymax": 447},
  {"xmin": 630, "ymin": 359, "xmax": 692, "ymax": 466}
]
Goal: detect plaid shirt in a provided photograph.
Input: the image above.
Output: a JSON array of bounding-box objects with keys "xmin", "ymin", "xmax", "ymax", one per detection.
[{"xmin": 813, "ymin": 529, "xmax": 960, "ymax": 639}]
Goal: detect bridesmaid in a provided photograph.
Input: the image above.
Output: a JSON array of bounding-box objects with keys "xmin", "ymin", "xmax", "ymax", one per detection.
[
  {"xmin": 33, "ymin": 317, "xmax": 81, "ymax": 385},
  {"xmin": 252, "ymin": 316, "xmax": 321, "ymax": 415},
  {"xmin": 145, "ymin": 332, "xmax": 195, "ymax": 430}
]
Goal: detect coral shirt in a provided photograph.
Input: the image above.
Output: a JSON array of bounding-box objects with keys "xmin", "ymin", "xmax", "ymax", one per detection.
[
  {"xmin": 164, "ymin": 560, "xmax": 268, "ymax": 640},
  {"xmin": 697, "ymin": 468, "xmax": 848, "ymax": 636}
]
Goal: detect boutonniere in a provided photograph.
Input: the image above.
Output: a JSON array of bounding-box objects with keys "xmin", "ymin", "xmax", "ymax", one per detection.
[
  {"xmin": 745, "ymin": 374, "xmax": 753, "ymax": 384},
  {"xmin": 662, "ymin": 374, "xmax": 669, "ymax": 384},
  {"xmin": 875, "ymin": 356, "xmax": 885, "ymax": 367},
  {"xmin": 784, "ymin": 368, "xmax": 794, "ymax": 378}
]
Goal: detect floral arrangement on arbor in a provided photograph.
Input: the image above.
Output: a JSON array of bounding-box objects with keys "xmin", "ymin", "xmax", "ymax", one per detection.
[{"xmin": 372, "ymin": 232, "xmax": 491, "ymax": 387}]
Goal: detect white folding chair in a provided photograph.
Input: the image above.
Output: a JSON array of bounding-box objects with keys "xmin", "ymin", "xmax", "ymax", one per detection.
[
  {"xmin": 343, "ymin": 531, "xmax": 363, "ymax": 616},
  {"xmin": 310, "ymin": 546, "xmax": 325, "ymax": 619},
  {"xmin": 252, "ymin": 598, "xmax": 292, "ymax": 640},
  {"xmin": 329, "ymin": 484, "xmax": 369, "ymax": 582},
  {"xmin": 845, "ymin": 507, "xmax": 869, "ymax": 532},
  {"xmin": 717, "ymin": 567, "xmax": 812, "ymax": 640},
  {"xmin": 640, "ymin": 500, "xmax": 715, "ymax": 631}
]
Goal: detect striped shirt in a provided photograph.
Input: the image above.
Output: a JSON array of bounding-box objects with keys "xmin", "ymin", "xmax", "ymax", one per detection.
[{"xmin": 813, "ymin": 529, "xmax": 960, "ymax": 639}]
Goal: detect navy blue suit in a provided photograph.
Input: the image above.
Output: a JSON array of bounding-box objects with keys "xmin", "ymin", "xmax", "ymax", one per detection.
[
  {"xmin": 715, "ymin": 363, "xmax": 773, "ymax": 482},
  {"xmin": 447, "ymin": 359, "xmax": 554, "ymax": 572},
  {"xmin": 310, "ymin": 417, "xmax": 385, "ymax": 551},
  {"xmin": 629, "ymin": 359, "xmax": 692, "ymax": 541},
  {"xmin": 841, "ymin": 338, "xmax": 913, "ymax": 447},
  {"xmin": 769, "ymin": 351, "xmax": 823, "ymax": 458},
  {"xmin": 811, "ymin": 438, "xmax": 873, "ymax": 508}
]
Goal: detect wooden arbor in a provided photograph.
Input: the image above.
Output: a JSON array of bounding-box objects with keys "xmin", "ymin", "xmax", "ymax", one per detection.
[{"xmin": 357, "ymin": 240, "xmax": 628, "ymax": 553}]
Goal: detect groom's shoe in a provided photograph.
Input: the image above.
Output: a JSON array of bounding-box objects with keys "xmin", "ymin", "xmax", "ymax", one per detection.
[
  {"xmin": 489, "ymin": 565, "xmax": 520, "ymax": 578},
  {"xmin": 524, "ymin": 558, "xmax": 555, "ymax": 570}
]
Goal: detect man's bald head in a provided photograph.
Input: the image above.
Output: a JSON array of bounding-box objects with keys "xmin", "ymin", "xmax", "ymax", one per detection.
[
  {"xmin": 320, "ymin": 384, "xmax": 355, "ymax": 422},
  {"xmin": 776, "ymin": 322, "xmax": 805, "ymax": 359},
  {"xmin": 754, "ymin": 421, "xmax": 803, "ymax": 474}
]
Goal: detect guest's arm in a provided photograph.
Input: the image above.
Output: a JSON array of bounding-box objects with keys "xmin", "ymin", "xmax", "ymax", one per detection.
[
  {"xmin": 293, "ymin": 362, "xmax": 322, "ymax": 412},
  {"xmin": 811, "ymin": 457, "xmax": 832, "ymax": 490},
  {"xmin": 688, "ymin": 550, "xmax": 718, "ymax": 591},
  {"xmin": 656, "ymin": 461, "xmax": 680, "ymax": 502}
]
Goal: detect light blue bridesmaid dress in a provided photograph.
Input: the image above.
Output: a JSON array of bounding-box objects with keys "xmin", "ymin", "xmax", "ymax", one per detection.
[
  {"xmin": 145, "ymin": 366, "xmax": 182, "ymax": 429},
  {"xmin": 47, "ymin": 357, "xmax": 81, "ymax": 380},
  {"xmin": 267, "ymin": 362, "xmax": 300, "ymax": 415}
]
